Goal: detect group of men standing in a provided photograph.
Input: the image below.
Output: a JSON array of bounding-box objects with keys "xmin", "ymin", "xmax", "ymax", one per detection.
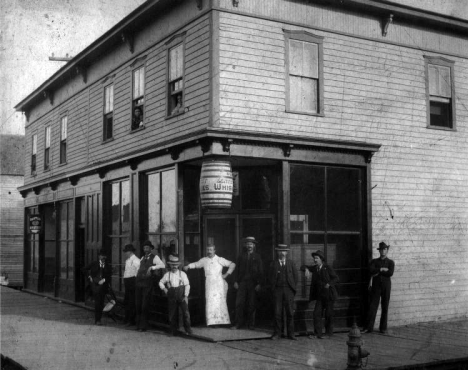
[{"xmin": 84, "ymin": 237, "xmax": 394, "ymax": 338}]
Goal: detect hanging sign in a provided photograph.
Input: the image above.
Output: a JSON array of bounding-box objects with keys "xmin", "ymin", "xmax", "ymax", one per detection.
[
  {"xmin": 199, "ymin": 160, "xmax": 233, "ymax": 208},
  {"xmin": 29, "ymin": 214, "xmax": 42, "ymax": 234}
]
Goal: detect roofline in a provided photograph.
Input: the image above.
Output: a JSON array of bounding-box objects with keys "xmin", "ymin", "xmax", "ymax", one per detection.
[
  {"xmin": 15, "ymin": 0, "xmax": 468, "ymax": 113},
  {"xmin": 14, "ymin": 0, "xmax": 164, "ymax": 112}
]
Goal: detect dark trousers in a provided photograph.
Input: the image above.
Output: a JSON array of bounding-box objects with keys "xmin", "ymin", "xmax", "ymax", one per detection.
[
  {"xmin": 313, "ymin": 298, "xmax": 335, "ymax": 336},
  {"xmin": 135, "ymin": 285, "xmax": 152, "ymax": 330},
  {"xmin": 91, "ymin": 283, "xmax": 108, "ymax": 323},
  {"xmin": 124, "ymin": 277, "xmax": 136, "ymax": 324},
  {"xmin": 167, "ymin": 286, "xmax": 191, "ymax": 333},
  {"xmin": 235, "ymin": 280, "xmax": 257, "ymax": 328},
  {"xmin": 273, "ymin": 286, "xmax": 295, "ymax": 337},
  {"xmin": 366, "ymin": 280, "xmax": 391, "ymax": 332}
]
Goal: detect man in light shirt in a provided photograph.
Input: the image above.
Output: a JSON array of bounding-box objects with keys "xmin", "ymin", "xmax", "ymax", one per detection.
[
  {"xmin": 159, "ymin": 255, "xmax": 192, "ymax": 336},
  {"xmin": 123, "ymin": 244, "xmax": 140, "ymax": 326}
]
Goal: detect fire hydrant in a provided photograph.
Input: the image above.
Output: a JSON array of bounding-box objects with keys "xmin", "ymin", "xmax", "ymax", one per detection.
[{"xmin": 346, "ymin": 322, "xmax": 370, "ymax": 369}]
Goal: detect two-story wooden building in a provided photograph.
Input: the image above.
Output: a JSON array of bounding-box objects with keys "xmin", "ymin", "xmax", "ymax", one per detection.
[{"xmin": 15, "ymin": 0, "xmax": 468, "ymax": 330}]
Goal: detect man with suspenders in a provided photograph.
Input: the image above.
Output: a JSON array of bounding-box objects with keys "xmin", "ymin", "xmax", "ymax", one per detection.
[{"xmin": 159, "ymin": 255, "xmax": 192, "ymax": 336}]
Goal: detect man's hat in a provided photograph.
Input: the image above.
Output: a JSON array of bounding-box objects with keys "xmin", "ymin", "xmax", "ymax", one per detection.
[
  {"xmin": 98, "ymin": 249, "xmax": 107, "ymax": 257},
  {"xmin": 377, "ymin": 242, "xmax": 390, "ymax": 250},
  {"xmin": 311, "ymin": 250, "xmax": 326, "ymax": 262},
  {"xmin": 167, "ymin": 255, "xmax": 180, "ymax": 265},
  {"xmin": 142, "ymin": 240, "xmax": 155, "ymax": 249},
  {"xmin": 275, "ymin": 244, "xmax": 290, "ymax": 251},
  {"xmin": 243, "ymin": 236, "xmax": 257, "ymax": 244},
  {"xmin": 123, "ymin": 244, "xmax": 135, "ymax": 252}
]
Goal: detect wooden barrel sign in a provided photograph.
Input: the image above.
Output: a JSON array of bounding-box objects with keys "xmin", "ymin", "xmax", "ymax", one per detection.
[{"xmin": 200, "ymin": 160, "xmax": 233, "ymax": 208}]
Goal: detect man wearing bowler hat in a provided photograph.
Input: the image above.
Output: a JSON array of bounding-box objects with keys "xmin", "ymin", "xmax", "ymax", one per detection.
[
  {"xmin": 82, "ymin": 249, "xmax": 113, "ymax": 326},
  {"xmin": 122, "ymin": 244, "xmax": 140, "ymax": 326},
  {"xmin": 268, "ymin": 244, "xmax": 298, "ymax": 340},
  {"xmin": 159, "ymin": 255, "xmax": 192, "ymax": 336},
  {"xmin": 301, "ymin": 250, "xmax": 339, "ymax": 339},
  {"xmin": 135, "ymin": 240, "xmax": 165, "ymax": 332},
  {"xmin": 362, "ymin": 241, "xmax": 395, "ymax": 334},
  {"xmin": 232, "ymin": 236, "xmax": 264, "ymax": 330}
]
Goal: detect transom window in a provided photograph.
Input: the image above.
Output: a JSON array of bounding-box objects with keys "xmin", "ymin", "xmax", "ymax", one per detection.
[
  {"xmin": 424, "ymin": 56, "xmax": 456, "ymax": 130},
  {"xmin": 285, "ymin": 30, "xmax": 324, "ymax": 115}
]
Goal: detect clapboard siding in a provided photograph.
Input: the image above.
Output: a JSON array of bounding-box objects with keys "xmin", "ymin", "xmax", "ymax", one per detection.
[
  {"xmin": 23, "ymin": 13, "xmax": 211, "ymax": 184},
  {"xmin": 0, "ymin": 175, "xmax": 24, "ymax": 286},
  {"xmin": 218, "ymin": 11, "xmax": 468, "ymax": 326}
]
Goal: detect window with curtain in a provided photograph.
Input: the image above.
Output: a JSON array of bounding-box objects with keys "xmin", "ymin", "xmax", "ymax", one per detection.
[
  {"xmin": 31, "ymin": 134, "xmax": 37, "ymax": 174},
  {"xmin": 103, "ymin": 84, "xmax": 114, "ymax": 140},
  {"xmin": 285, "ymin": 30, "xmax": 324, "ymax": 115},
  {"xmin": 44, "ymin": 126, "xmax": 50, "ymax": 170},
  {"xmin": 60, "ymin": 116, "xmax": 67, "ymax": 163},
  {"xmin": 131, "ymin": 66, "xmax": 145, "ymax": 130},
  {"xmin": 425, "ymin": 56, "xmax": 456, "ymax": 129}
]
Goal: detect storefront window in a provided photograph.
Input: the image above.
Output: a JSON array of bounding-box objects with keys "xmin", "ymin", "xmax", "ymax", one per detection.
[
  {"xmin": 289, "ymin": 164, "xmax": 364, "ymax": 304},
  {"xmin": 241, "ymin": 168, "xmax": 274, "ymax": 210},
  {"xmin": 59, "ymin": 201, "xmax": 74, "ymax": 280},
  {"xmin": 146, "ymin": 169, "xmax": 176, "ymax": 261},
  {"xmin": 109, "ymin": 179, "xmax": 130, "ymax": 293}
]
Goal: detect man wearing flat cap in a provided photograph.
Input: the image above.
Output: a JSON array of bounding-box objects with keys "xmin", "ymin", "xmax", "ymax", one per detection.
[
  {"xmin": 362, "ymin": 241, "xmax": 395, "ymax": 334},
  {"xmin": 135, "ymin": 240, "xmax": 165, "ymax": 332},
  {"xmin": 232, "ymin": 236, "xmax": 264, "ymax": 330},
  {"xmin": 122, "ymin": 244, "xmax": 140, "ymax": 326},
  {"xmin": 159, "ymin": 255, "xmax": 192, "ymax": 336},
  {"xmin": 301, "ymin": 250, "xmax": 339, "ymax": 339},
  {"xmin": 82, "ymin": 249, "xmax": 113, "ymax": 326},
  {"xmin": 268, "ymin": 244, "xmax": 298, "ymax": 340}
]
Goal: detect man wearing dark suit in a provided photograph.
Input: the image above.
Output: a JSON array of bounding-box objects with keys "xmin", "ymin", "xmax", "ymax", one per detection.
[
  {"xmin": 363, "ymin": 241, "xmax": 395, "ymax": 334},
  {"xmin": 301, "ymin": 250, "xmax": 339, "ymax": 339},
  {"xmin": 83, "ymin": 249, "xmax": 113, "ymax": 325},
  {"xmin": 232, "ymin": 236, "xmax": 264, "ymax": 330},
  {"xmin": 268, "ymin": 244, "xmax": 298, "ymax": 340}
]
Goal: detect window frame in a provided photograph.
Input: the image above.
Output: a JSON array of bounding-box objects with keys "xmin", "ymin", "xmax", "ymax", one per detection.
[
  {"xmin": 103, "ymin": 83, "xmax": 114, "ymax": 141},
  {"xmin": 284, "ymin": 29, "xmax": 324, "ymax": 116},
  {"xmin": 31, "ymin": 134, "xmax": 37, "ymax": 175},
  {"xmin": 44, "ymin": 125, "xmax": 51, "ymax": 170},
  {"xmin": 165, "ymin": 32, "xmax": 186, "ymax": 118},
  {"xmin": 60, "ymin": 115, "xmax": 67, "ymax": 164},
  {"xmin": 131, "ymin": 65, "xmax": 146, "ymax": 131},
  {"xmin": 424, "ymin": 55, "xmax": 456, "ymax": 131}
]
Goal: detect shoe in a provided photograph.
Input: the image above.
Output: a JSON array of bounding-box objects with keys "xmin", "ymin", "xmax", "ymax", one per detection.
[
  {"xmin": 136, "ymin": 328, "xmax": 142, "ymax": 331},
  {"xmin": 140, "ymin": 329, "xmax": 147, "ymax": 332},
  {"xmin": 95, "ymin": 321, "xmax": 102, "ymax": 326},
  {"xmin": 271, "ymin": 334, "xmax": 280, "ymax": 340},
  {"xmin": 361, "ymin": 329, "xmax": 371, "ymax": 334},
  {"xmin": 317, "ymin": 335, "xmax": 328, "ymax": 339},
  {"xmin": 185, "ymin": 330, "xmax": 193, "ymax": 335},
  {"xmin": 288, "ymin": 336, "xmax": 298, "ymax": 341},
  {"xmin": 230, "ymin": 325, "xmax": 239, "ymax": 330},
  {"xmin": 379, "ymin": 330, "xmax": 388, "ymax": 335},
  {"xmin": 247, "ymin": 325, "xmax": 254, "ymax": 330}
]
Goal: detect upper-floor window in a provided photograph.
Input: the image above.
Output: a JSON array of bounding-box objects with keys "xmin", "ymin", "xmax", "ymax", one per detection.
[
  {"xmin": 284, "ymin": 30, "xmax": 324, "ymax": 115},
  {"xmin": 60, "ymin": 116, "xmax": 67, "ymax": 164},
  {"xmin": 424, "ymin": 56, "xmax": 456, "ymax": 130},
  {"xmin": 103, "ymin": 84, "xmax": 114, "ymax": 140},
  {"xmin": 168, "ymin": 44, "xmax": 185, "ymax": 116},
  {"xmin": 166, "ymin": 33, "xmax": 186, "ymax": 117},
  {"xmin": 132, "ymin": 66, "xmax": 145, "ymax": 130},
  {"xmin": 44, "ymin": 126, "xmax": 51, "ymax": 170},
  {"xmin": 31, "ymin": 134, "xmax": 37, "ymax": 175}
]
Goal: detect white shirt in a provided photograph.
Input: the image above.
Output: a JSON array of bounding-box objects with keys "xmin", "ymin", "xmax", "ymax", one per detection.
[
  {"xmin": 150, "ymin": 254, "xmax": 165, "ymax": 271},
  {"xmin": 123, "ymin": 254, "xmax": 140, "ymax": 278},
  {"xmin": 159, "ymin": 270, "xmax": 190, "ymax": 297}
]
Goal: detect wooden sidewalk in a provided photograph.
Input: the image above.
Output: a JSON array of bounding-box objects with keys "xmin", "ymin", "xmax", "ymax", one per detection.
[{"xmin": 1, "ymin": 286, "xmax": 468, "ymax": 370}]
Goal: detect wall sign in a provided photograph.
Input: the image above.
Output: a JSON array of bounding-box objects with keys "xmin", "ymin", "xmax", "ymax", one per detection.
[{"xmin": 29, "ymin": 214, "xmax": 42, "ymax": 234}]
